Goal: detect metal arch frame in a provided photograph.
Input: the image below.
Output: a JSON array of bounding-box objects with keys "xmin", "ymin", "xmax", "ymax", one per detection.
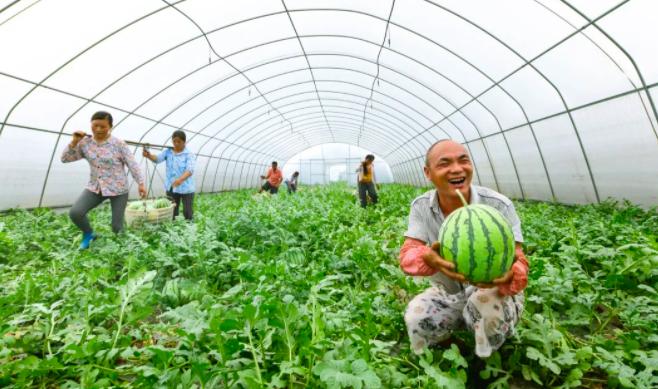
[
  {"xmin": 389, "ymin": 86, "xmax": 658, "ymax": 165},
  {"xmin": 0, "ymin": 3, "xmax": 642, "ymax": 201},
  {"xmin": 16, "ymin": 15, "xmax": 497, "ymax": 198},
  {"xmin": 204, "ymin": 87, "xmax": 433, "ymax": 158},
  {"xmin": 159, "ymin": 0, "xmax": 297, "ymax": 143},
  {"xmin": 387, "ymin": 0, "xmax": 635, "ymax": 202},
  {"xmin": 281, "ymin": 8, "xmax": 546, "ymax": 196},
  {"xmin": 99, "ymin": 39, "xmax": 480, "ymax": 173},
  {"xmin": 196, "ymin": 73, "xmax": 487, "ymax": 189},
  {"xmin": 10, "ymin": 8, "xmax": 517, "ymax": 198},
  {"xmin": 280, "ymin": 0, "xmax": 335, "ymax": 142},
  {"xmin": 211, "ymin": 109, "xmax": 418, "ymax": 189},
  {"xmin": 135, "ymin": 37, "xmax": 504, "ymax": 191},
  {"xmin": 193, "ymin": 81, "xmax": 430, "ymax": 190},
  {"xmin": 204, "ymin": 99, "xmax": 427, "ymax": 189},
  {"xmin": 559, "ymin": 0, "xmax": 658, "ymax": 140},
  {"xmin": 217, "ymin": 123, "xmax": 394, "ymax": 189},
  {"xmin": 175, "ymin": 61, "xmax": 493, "ymax": 189}
]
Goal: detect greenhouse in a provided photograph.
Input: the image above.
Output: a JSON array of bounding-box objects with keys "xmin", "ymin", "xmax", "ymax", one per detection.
[{"xmin": 1, "ymin": 0, "xmax": 657, "ymax": 388}]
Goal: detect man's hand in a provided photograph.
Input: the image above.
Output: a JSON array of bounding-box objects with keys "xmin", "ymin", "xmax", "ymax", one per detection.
[
  {"xmin": 260, "ymin": 175, "xmax": 267, "ymax": 179},
  {"xmin": 142, "ymin": 148, "xmax": 151, "ymax": 158},
  {"xmin": 422, "ymin": 242, "xmax": 466, "ymax": 283},
  {"xmin": 138, "ymin": 184, "xmax": 147, "ymax": 198},
  {"xmin": 473, "ymin": 270, "xmax": 513, "ymax": 290},
  {"xmin": 479, "ymin": 245, "xmax": 529, "ymax": 296}
]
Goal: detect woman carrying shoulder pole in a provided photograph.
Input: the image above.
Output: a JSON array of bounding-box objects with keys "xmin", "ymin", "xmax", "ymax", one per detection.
[
  {"xmin": 61, "ymin": 111, "xmax": 146, "ymax": 249},
  {"xmin": 143, "ymin": 130, "xmax": 196, "ymax": 220}
]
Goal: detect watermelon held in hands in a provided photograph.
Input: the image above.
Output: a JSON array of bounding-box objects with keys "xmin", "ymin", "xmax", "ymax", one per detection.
[{"xmin": 437, "ymin": 190, "xmax": 515, "ymax": 283}]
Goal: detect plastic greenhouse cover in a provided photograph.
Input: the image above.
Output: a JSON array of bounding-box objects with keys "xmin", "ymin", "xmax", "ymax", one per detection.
[{"xmin": 0, "ymin": 0, "xmax": 656, "ymax": 209}]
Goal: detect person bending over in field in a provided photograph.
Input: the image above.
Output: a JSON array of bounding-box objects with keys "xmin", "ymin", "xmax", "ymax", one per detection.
[
  {"xmin": 61, "ymin": 111, "xmax": 146, "ymax": 249},
  {"xmin": 285, "ymin": 171, "xmax": 300, "ymax": 194},
  {"xmin": 143, "ymin": 130, "xmax": 196, "ymax": 221},
  {"xmin": 259, "ymin": 161, "xmax": 283, "ymax": 194},
  {"xmin": 399, "ymin": 139, "xmax": 529, "ymax": 358}
]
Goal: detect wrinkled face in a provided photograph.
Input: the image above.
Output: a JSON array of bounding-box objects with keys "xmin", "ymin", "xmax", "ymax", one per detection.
[
  {"xmin": 172, "ymin": 137, "xmax": 185, "ymax": 151},
  {"xmin": 424, "ymin": 141, "xmax": 473, "ymax": 196},
  {"xmin": 91, "ymin": 118, "xmax": 111, "ymax": 140}
]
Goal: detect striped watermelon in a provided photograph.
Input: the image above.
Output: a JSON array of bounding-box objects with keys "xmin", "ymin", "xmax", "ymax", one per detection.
[{"xmin": 437, "ymin": 200, "xmax": 515, "ymax": 283}]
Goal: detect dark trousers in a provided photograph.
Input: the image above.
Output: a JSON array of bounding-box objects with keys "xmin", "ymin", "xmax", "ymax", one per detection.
[
  {"xmin": 286, "ymin": 181, "xmax": 297, "ymax": 194},
  {"xmin": 261, "ymin": 181, "xmax": 279, "ymax": 194},
  {"xmin": 167, "ymin": 189, "xmax": 194, "ymax": 220},
  {"xmin": 358, "ymin": 182, "xmax": 378, "ymax": 208},
  {"xmin": 70, "ymin": 189, "xmax": 128, "ymax": 234}
]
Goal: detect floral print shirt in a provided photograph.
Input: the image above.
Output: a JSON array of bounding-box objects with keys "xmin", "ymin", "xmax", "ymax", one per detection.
[{"xmin": 61, "ymin": 136, "xmax": 144, "ymax": 196}]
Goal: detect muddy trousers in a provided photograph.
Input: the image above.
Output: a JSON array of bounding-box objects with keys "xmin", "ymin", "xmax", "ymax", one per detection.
[{"xmin": 404, "ymin": 285, "xmax": 524, "ymax": 358}]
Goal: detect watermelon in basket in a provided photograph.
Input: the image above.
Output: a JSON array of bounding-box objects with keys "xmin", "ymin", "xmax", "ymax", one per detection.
[{"xmin": 125, "ymin": 198, "xmax": 175, "ymax": 227}]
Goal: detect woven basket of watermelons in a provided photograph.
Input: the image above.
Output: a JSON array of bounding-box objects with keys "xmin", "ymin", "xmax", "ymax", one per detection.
[{"xmin": 125, "ymin": 198, "xmax": 175, "ymax": 227}]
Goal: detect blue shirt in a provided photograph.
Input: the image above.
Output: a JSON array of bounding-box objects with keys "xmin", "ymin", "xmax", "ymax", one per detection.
[{"xmin": 154, "ymin": 148, "xmax": 196, "ymax": 194}]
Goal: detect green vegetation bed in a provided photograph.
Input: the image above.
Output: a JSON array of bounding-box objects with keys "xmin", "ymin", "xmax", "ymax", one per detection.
[{"xmin": 1, "ymin": 184, "xmax": 656, "ymax": 388}]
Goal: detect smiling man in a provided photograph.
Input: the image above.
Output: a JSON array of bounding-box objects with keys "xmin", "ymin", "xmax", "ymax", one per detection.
[{"xmin": 399, "ymin": 139, "xmax": 530, "ymax": 358}]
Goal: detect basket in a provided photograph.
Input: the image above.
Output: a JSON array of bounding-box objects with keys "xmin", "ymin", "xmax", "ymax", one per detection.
[{"xmin": 125, "ymin": 200, "xmax": 175, "ymax": 227}]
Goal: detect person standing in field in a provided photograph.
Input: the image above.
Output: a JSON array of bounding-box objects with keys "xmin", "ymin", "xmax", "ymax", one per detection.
[
  {"xmin": 61, "ymin": 111, "xmax": 146, "ymax": 249},
  {"xmin": 259, "ymin": 161, "xmax": 283, "ymax": 194},
  {"xmin": 400, "ymin": 139, "xmax": 529, "ymax": 358},
  {"xmin": 356, "ymin": 154, "xmax": 378, "ymax": 208},
  {"xmin": 143, "ymin": 130, "xmax": 196, "ymax": 220}
]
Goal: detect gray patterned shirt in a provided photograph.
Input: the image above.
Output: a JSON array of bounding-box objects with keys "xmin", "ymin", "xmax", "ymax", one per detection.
[{"xmin": 404, "ymin": 185, "xmax": 523, "ymax": 293}]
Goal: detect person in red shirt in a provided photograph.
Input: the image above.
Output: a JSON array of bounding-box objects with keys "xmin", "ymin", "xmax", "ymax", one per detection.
[{"xmin": 259, "ymin": 161, "xmax": 283, "ymax": 194}]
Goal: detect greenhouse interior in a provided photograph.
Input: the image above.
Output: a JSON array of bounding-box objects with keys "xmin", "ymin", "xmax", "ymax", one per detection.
[{"xmin": 1, "ymin": 1, "xmax": 657, "ymax": 388}]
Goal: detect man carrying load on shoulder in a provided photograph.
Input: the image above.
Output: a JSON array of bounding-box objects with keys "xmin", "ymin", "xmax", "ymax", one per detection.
[{"xmin": 399, "ymin": 139, "xmax": 530, "ymax": 358}]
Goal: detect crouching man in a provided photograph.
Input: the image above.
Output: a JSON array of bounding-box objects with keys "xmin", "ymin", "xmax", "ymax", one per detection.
[{"xmin": 400, "ymin": 140, "xmax": 530, "ymax": 358}]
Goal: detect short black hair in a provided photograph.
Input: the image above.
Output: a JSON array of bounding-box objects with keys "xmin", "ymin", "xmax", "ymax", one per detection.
[
  {"xmin": 272, "ymin": 161, "xmax": 278, "ymax": 165},
  {"xmin": 365, "ymin": 154, "xmax": 375, "ymax": 161},
  {"xmin": 293, "ymin": 171, "xmax": 299, "ymax": 176},
  {"xmin": 425, "ymin": 139, "xmax": 453, "ymax": 166},
  {"xmin": 91, "ymin": 111, "xmax": 113, "ymax": 126},
  {"xmin": 172, "ymin": 130, "xmax": 186, "ymax": 142}
]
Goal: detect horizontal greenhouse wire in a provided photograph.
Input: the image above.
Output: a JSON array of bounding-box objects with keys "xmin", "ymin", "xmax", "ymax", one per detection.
[
  {"xmin": 159, "ymin": 0, "xmax": 297, "ymax": 142},
  {"xmin": 0, "ymin": 4, "xmax": 636, "ymax": 203},
  {"xmin": 217, "ymin": 114, "xmax": 419, "ymax": 168},
  {"xmin": 216, "ymin": 106, "xmax": 424, "ymax": 159},
  {"xmin": 281, "ymin": 0, "xmax": 335, "ymax": 142},
  {"xmin": 389, "ymin": 79, "xmax": 658, "ymax": 167},
  {"xmin": 98, "ymin": 45, "xmax": 462, "ymax": 153},
  {"xmin": 0, "ymin": 71, "xmax": 277, "ymax": 165},
  {"xmin": 0, "ymin": 0, "xmax": 39, "ymax": 28},
  {"xmin": 230, "ymin": 121, "xmax": 409, "ymax": 165},
  {"xmin": 0, "ymin": 120, "xmax": 273, "ymax": 164},
  {"xmin": 0, "ymin": 0, "xmax": 20, "ymax": 14},
  {"xmin": 559, "ymin": 0, "xmax": 658, "ymax": 140},
  {"xmin": 184, "ymin": 69, "xmax": 469, "ymax": 162},
  {"xmin": 0, "ymin": 1, "xmax": 181, "ymax": 137},
  {"xmin": 380, "ymin": 1, "xmax": 631, "ymax": 200},
  {"xmin": 386, "ymin": 0, "xmax": 631, "ymax": 156},
  {"xmin": 188, "ymin": 79, "xmax": 433, "ymax": 166},
  {"xmin": 7, "ymin": 7, "xmax": 518, "ymax": 174},
  {"xmin": 173, "ymin": 61, "xmax": 461, "ymax": 159}
]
